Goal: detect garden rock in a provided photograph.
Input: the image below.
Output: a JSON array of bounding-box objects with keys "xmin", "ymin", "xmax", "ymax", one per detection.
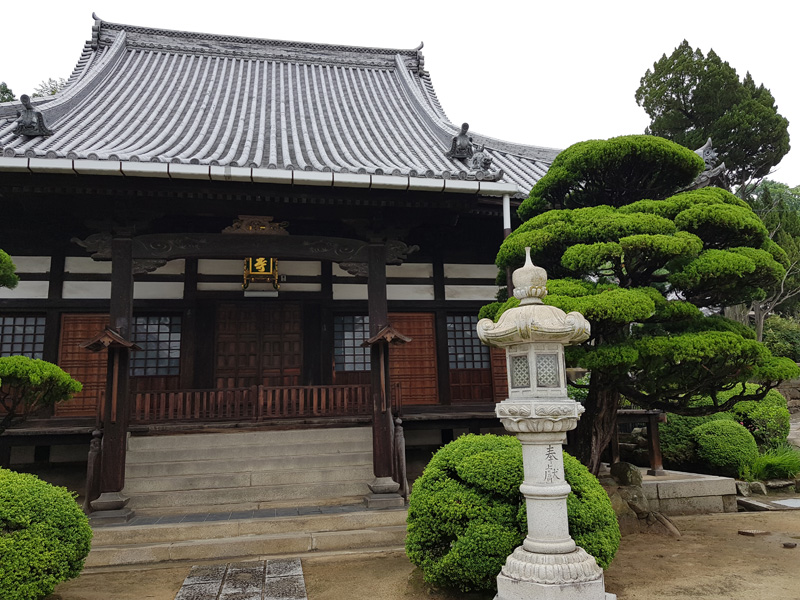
[
  {"xmin": 735, "ymin": 481, "xmax": 751, "ymax": 497},
  {"xmin": 618, "ymin": 485, "xmax": 650, "ymax": 519},
  {"xmin": 749, "ymin": 481, "xmax": 768, "ymax": 495},
  {"xmin": 611, "ymin": 461, "xmax": 643, "ymax": 486},
  {"xmin": 764, "ymin": 479, "xmax": 795, "ymax": 490}
]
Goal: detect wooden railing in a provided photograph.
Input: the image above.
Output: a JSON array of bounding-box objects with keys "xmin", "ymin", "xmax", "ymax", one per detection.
[{"xmin": 131, "ymin": 383, "xmax": 401, "ymax": 424}]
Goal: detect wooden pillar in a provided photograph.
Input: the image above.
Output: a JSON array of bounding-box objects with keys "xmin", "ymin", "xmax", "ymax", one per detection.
[
  {"xmin": 91, "ymin": 237, "xmax": 134, "ymax": 518},
  {"xmin": 366, "ymin": 243, "xmax": 400, "ymax": 504}
]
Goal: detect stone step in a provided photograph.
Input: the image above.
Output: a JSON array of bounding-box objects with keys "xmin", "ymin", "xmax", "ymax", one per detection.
[
  {"xmin": 125, "ymin": 480, "xmax": 372, "ymax": 509},
  {"xmin": 126, "ymin": 439, "xmax": 368, "ymax": 464},
  {"xmin": 124, "ymin": 465, "xmax": 374, "ymax": 493},
  {"xmin": 92, "ymin": 509, "xmax": 407, "ymax": 546},
  {"xmin": 86, "ymin": 526, "xmax": 408, "ymax": 568},
  {"xmin": 127, "ymin": 426, "xmax": 371, "ymax": 451},
  {"xmin": 126, "ymin": 451, "xmax": 372, "ymax": 478}
]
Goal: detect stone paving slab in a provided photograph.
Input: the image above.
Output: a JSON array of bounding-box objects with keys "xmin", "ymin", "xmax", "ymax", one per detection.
[{"xmin": 175, "ymin": 558, "xmax": 307, "ymax": 600}]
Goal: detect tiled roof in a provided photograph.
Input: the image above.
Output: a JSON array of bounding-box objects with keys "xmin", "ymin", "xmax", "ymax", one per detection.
[{"xmin": 0, "ymin": 16, "xmax": 557, "ymax": 193}]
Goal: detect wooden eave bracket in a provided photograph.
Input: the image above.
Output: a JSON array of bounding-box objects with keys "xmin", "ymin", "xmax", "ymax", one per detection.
[
  {"xmin": 361, "ymin": 325, "xmax": 412, "ymax": 347},
  {"xmin": 80, "ymin": 327, "xmax": 142, "ymax": 352}
]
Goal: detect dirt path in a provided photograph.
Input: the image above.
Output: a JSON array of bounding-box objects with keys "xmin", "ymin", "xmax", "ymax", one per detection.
[{"xmin": 50, "ymin": 510, "xmax": 800, "ymax": 600}]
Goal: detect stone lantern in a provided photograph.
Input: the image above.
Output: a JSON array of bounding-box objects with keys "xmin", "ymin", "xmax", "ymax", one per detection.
[{"xmin": 477, "ymin": 247, "xmax": 615, "ymax": 600}]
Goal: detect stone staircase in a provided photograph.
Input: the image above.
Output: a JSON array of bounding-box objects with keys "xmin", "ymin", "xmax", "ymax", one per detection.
[
  {"xmin": 123, "ymin": 426, "xmax": 375, "ymax": 513},
  {"xmin": 87, "ymin": 506, "xmax": 408, "ymax": 568}
]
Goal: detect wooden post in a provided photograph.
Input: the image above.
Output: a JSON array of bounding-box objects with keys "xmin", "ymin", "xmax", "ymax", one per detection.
[
  {"xmin": 647, "ymin": 412, "xmax": 666, "ymax": 476},
  {"xmin": 365, "ymin": 243, "xmax": 401, "ymax": 506},
  {"xmin": 90, "ymin": 236, "xmax": 134, "ymax": 520}
]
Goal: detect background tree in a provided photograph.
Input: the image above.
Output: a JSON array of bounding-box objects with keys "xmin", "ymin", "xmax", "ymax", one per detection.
[
  {"xmin": 0, "ymin": 82, "xmax": 14, "ymax": 103},
  {"xmin": 31, "ymin": 77, "xmax": 67, "ymax": 98},
  {"xmin": 485, "ymin": 135, "xmax": 799, "ymax": 474},
  {"xmin": 635, "ymin": 40, "xmax": 790, "ymax": 194},
  {"xmin": 742, "ymin": 181, "xmax": 800, "ymax": 339},
  {"xmin": 0, "ymin": 356, "xmax": 82, "ymax": 434},
  {"xmin": 0, "ymin": 250, "xmax": 18, "ymax": 290}
]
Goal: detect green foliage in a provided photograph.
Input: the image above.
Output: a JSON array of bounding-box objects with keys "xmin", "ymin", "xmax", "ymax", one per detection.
[
  {"xmin": 763, "ymin": 315, "xmax": 800, "ymax": 361},
  {"xmin": 478, "ymin": 302, "xmax": 503, "ymax": 322},
  {"xmin": 406, "ymin": 434, "xmax": 620, "ymax": 592},
  {"xmin": 659, "ymin": 412, "xmax": 734, "ymax": 468},
  {"xmin": 0, "ymin": 469, "xmax": 92, "ymax": 600},
  {"xmin": 518, "ymin": 135, "xmax": 704, "ymax": 219},
  {"xmin": 0, "ymin": 250, "xmax": 18, "ymax": 289},
  {"xmin": 636, "ymin": 40, "xmax": 790, "ymax": 188},
  {"xmin": 692, "ymin": 420, "xmax": 759, "ymax": 478},
  {"xmin": 483, "ymin": 134, "xmax": 798, "ymax": 472},
  {"xmin": 31, "ymin": 78, "xmax": 67, "ymax": 98},
  {"xmin": 0, "ymin": 82, "xmax": 14, "ymax": 103},
  {"xmin": 0, "ymin": 357, "xmax": 82, "ymax": 433},
  {"xmin": 747, "ymin": 444, "xmax": 800, "ymax": 480},
  {"xmin": 728, "ymin": 388, "xmax": 790, "ymax": 448}
]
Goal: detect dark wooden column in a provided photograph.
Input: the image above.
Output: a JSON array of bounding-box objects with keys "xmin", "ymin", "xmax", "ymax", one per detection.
[
  {"xmin": 91, "ymin": 237, "xmax": 134, "ymax": 519},
  {"xmin": 366, "ymin": 243, "xmax": 401, "ymax": 505}
]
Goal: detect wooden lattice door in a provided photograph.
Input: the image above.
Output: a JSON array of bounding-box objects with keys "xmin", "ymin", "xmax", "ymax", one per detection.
[
  {"xmin": 56, "ymin": 314, "xmax": 109, "ymax": 417},
  {"xmin": 388, "ymin": 312, "xmax": 439, "ymax": 406},
  {"xmin": 214, "ymin": 302, "xmax": 302, "ymax": 388}
]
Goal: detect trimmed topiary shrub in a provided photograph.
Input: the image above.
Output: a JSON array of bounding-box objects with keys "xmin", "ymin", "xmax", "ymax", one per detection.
[
  {"xmin": 728, "ymin": 388, "xmax": 790, "ymax": 449},
  {"xmin": 691, "ymin": 420, "xmax": 758, "ymax": 478},
  {"xmin": 405, "ymin": 434, "xmax": 619, "ymax": 592},
  {"xmin": 0, "ymin": 468, "xmax": 92, "ymax": 600},
  {"xmin": 658, "ymin": 412, "xmax": 734, "ymax": 468}
]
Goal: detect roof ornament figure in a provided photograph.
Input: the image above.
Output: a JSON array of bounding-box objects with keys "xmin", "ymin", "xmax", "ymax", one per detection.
[
  {"xmin": 446, "ymin": 123, "xmax": 474, "ymax": 159},
  {"xmin": 13, "ymin": 95, "xmax": 53, "ymax": 137},
  {"xmin": 688, "ymin": 137, "xmax": 727, "ymax": 190}
]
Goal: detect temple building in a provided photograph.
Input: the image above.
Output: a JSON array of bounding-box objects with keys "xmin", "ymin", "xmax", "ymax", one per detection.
[{"xmin": 0, "ymin": 15, "xmax": 558, "ymax": 516}]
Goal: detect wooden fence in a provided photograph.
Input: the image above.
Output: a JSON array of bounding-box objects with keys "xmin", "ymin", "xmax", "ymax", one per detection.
[{"xmin": 131, "ymin": 383, "xmax": 401, "ymax": 423}]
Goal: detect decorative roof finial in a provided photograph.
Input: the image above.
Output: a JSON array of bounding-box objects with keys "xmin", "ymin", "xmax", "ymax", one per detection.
[
  {"xmin": 446, "ymin": 123, "xmax": 473, "ymax": 159},
  {"xmin": 13, "ymin": 95, "xmax": 53, "ymax": 137},
  {"xmin": 512, "ymin": 247, "xmax": 547, "ymax": 304},
  {"xmin": 688, "ymin": 137, "xmax": 727, "ymax": 190}
]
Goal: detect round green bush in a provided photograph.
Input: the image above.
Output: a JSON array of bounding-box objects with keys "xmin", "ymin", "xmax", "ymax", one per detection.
[
  {"xmin": 728, "ymin": 388, "xmax": 790, "ymax": 448},
  {"xmin": 405, "ymin": 434, "xmax": 620, "ymax": 592},
  {"xmin": 0, "ymin": 469, "xmax": 92, "ymax": 600},
  {"xmin": 691, "ymin": 420, "xmax": 759, "ymax": 478},
  {"xmin": 658, "ymin": 412, "xmax": 734, "ymax": 468}
]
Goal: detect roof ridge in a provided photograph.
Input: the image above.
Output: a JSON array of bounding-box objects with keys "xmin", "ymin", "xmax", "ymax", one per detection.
[{"xmin": 98, "ymin": 18, "xmax": 421, "ymax": 58}]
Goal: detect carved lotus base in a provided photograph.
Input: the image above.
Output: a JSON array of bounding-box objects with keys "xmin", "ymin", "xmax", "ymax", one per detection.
[{"xmin": 496, "ymin": 547, "xmax": 613, "ymax": 600}]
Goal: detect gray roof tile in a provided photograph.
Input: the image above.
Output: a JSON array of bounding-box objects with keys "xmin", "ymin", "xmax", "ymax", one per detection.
[{"xmin": 0, "ymin": 18, "xmax": 558, "ymax": 194}]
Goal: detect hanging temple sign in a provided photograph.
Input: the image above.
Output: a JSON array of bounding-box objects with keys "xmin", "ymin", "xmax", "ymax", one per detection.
[{"xmin": 444, "ymin": 123, "xmax": 504, "ymax": 182}]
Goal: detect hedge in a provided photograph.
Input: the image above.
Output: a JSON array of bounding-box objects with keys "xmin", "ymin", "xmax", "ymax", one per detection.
[
  {"xmin": 405, "ymin": 434, "xmax": 619, "ymax": 592},
  {"xmin": 0, "ymin": 469, "xmax": 92, "ymax": 600}
]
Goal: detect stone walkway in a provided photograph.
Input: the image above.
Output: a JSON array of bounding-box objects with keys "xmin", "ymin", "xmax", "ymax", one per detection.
[{"xmin": 175, "ymin": 558, "xmax": 306, "ymax": 600}]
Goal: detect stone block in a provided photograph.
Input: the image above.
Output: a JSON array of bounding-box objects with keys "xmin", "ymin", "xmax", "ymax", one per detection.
[
  {"xmin": 653, "ymin": 476, "xmax": 736, "ymax": 499},
  {"xmin": 657, "ymin": 495, "xmax": 724, "ymax": 516},
  {"xmin": 264, "ymin": 574, "xmax": 306, "ymax": 600},
  {"xmin": 168, "ymin": 534, "xmax": 311, "ymax": 562},
  {"xmin": 92, "ymin": 521, "xmax": 238, "ymax": 546},
  {"xmin": 85, "ymin": 543, "xmax": 171, "ymax": 568},
  {"xmin": 363, "ymin": 493, "xmax": 404, "ymax": 509},
  {"xmin": 311, "ymin": 526, "xmax": 407, "ymax": 552},
  {"xmin": 266, "ymin": 558, "xmax": 303, "ymax": 577},
  {"xmin": 496, "ymin": 571, "xmax": 611, "ymax": 600},
  {"xmin": 722, "ymin": 494, "xmax": 738, "ymax": 513}
]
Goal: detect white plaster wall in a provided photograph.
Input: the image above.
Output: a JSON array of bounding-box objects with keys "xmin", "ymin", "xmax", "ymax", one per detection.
[
  {"xmin": 280, "ymin": 283, "xmax": 322, "ymax": 292},
  {"xmin": 387, "ymin": 263, "xmax": 433, "ymax": 278},
  {"xmin": 62, "ymin": 281, "xmax": 111, "ymax": 299},
  {"xmin": 444, "ymin": 264, "xmax": 498, "ymax": 279},
  {"xmin": 9, "ymin": 256, "xmax": 50, "ymax": 273},
  {"xmin": 333, "ymin": 284, "xmax": 368, "ymax": 300},
  {"xmin": 0, "ymin": 281, "xmax": 49, "ymax": 299},
  {"xmin": 445, "ymin": 285, "xmax": 499, "ymax": 301},
  {"xmin": 197, "ymin": 282, "xmax": 242, "ymax": 291},
  {"xmin": 280, "ymin": 261, "xmax": 322, "ymax": 276},
  {"xmin": 387, "ymin": 285, "xmax": 435, "ymax": 301},
  {"xmin": 65, "ymin": 257, "xmax": 112, "ymax": 273},
  {"xmin": 198, "ymin": 259, "xmax": 243, "ymax": 275},
  {"xmin": 332, "ymin": 264, "xmax": 356, "ymax": 277},
  {"xmin": 133, "ymin": 282, "xmax": 184, "ymax": 299}
]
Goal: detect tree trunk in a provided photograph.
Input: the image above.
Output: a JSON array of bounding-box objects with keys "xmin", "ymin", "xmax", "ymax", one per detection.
[
  {"xmin": 753, "ymin": 303, "xmax": 766, "ymax": 342},
  {"xmin": 573, "ymin": 374, "xmax": 620, "ymax": 475}
]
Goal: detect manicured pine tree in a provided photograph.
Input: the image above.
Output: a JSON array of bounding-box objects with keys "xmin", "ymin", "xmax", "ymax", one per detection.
[{"xmin": 484, "ymin": 135, "xmax": 799, "ymax": 474}]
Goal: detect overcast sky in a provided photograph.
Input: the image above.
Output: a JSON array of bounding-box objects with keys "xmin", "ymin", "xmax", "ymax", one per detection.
[{"xmin": 2, "ymin": 0, "xmax": 797, "ymax": 187}]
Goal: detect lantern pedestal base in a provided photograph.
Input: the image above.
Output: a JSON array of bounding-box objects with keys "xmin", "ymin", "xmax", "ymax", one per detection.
[{"xmin": 495, "ymin": 547, "xmax": 614, "ymax": 600}]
